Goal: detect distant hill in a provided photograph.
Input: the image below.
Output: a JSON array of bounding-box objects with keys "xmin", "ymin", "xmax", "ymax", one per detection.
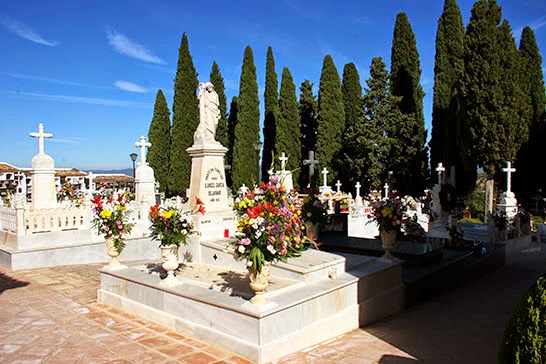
[{"xmin": 89, "ymin": 168, "xmax": 134, "ymax": 176}]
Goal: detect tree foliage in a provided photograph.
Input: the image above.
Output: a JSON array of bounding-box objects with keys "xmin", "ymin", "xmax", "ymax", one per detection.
[
  {"xmin": 262, "ymin": 46, "xmax": 278, "ymax": 179},
  {"xmin": 209, "ymin": 61, "xmax": 228, "ymax": 149},
  {"xmin": 226, "ymin": 96, "xmax": 238, "ymax": 188},
  {"xmin": 169, "ymin": 33, "xmax": 198, "ymax": 196},
  {"xmin": 232, "ymin": 46, "xmax": 260, "ymax": 189},
  {"xmin": 299, "ymin": 80, "xmax": 318, "ymax": 189},
  {"xmin": 315, "ymin": 55, "xmax": 345, "ymax": 184},
  {"xmin": 147, "ymin": 89, "xmax": 171, "ymax": 194},
  {"xmin": 275, "ymin": 67, "xmax": 301, "ymax": 190}
]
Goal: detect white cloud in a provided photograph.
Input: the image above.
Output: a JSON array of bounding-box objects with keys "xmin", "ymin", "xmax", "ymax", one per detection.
[
  {"xmin": 106, "ymin": 28, "xmax": 165, "ymax": 64},
  {"xmin": 114, "ymin": 80, "xmax": 148, "ymax": 93},
  {"xmin": 515, "ymin": 16, "xmax": 546, "ymax": 38},
  {"xmin": 12, "ymin": 91, "xmax": 150, "ymax": 108},
  {"xmin": 0, "ymin": 71, "xmax": 112, "ymax": 89},
  {"xmin": 50, "ymin": 138, "xmax": 79, "ymax": 144},
  {"xmin": 0, "ymin": 17, "xmax": 58, "ymax": 46}
]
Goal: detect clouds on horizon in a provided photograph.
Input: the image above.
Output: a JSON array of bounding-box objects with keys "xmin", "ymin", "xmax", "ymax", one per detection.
[
  {"xmin": 1, "ymin": 71, "xmax": 112, "ymax": 89},
  {"xmin": 106, "ymin": 28, "xmax": 166, "ymax": 65},
  {"xmin": 11, "ymin": 90, "xmax": 150, "ymax": 108},
  {"xmin": 0, "ymin": 16, "xmax": 58, "ymax": 46},
  {"xmin": 114, "ymin": 80, "xmax": 148, "ymax": 93}
]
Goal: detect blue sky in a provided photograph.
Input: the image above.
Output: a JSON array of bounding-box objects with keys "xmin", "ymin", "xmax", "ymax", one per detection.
[{"xmin": 1, "ymin": 0, "xmax": 545, "ymax": 171}]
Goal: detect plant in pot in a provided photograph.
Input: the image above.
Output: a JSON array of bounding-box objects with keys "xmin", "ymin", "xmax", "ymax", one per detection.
[
  {"xmin": 91, "ymin": 192, "xmax": 134, "ymax": 270},
  {"xmin": 232, "ymin": 176, "xmax": 310, "ymax": 305},
  {"xmin": 149, "ymin": 197, "xmax": 205, "ymax": 287},
  {"xmin": 369, "ymin": 197, "xmax": 406, "ymax": 260}
]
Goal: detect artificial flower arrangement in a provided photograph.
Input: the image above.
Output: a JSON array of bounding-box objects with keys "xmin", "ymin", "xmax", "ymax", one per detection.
[
  {"xmin": 91, "ymin": 192, "xmax": 135, "ymax": 253},
  {"xmin": 301, "ymin": 194, "xmax": 327, "ymax": 225},
  {"xmin": 369, "ymin": 197, "xmax": 407, "ymax": 233},
  {"xmin": 57, "ymin": 181, "xmax": 84, "ymax": 206},
  {"xmin": 403, "ymin": 215, "xmax": 427, "ymax": 243},
  {"xmin": 232, "ymin": 176, "xmax": 310, "ymax": 272},
  {"xmin": 149, "ymin": 197, "xmax": 205, "ymax": 247}
]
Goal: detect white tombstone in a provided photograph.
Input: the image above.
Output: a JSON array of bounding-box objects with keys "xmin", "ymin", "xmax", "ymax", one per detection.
[
  {"xmin": 435, "ymin": 162, "xmax": 445, "ymax": 185},
  {"xmin": 319, "ymin": 167, "xmax": 332, "ymax": 194},
  {"xmin": 383, "ymin": 182, "xmax": 389, "ymax": 199},
  {"xmin": 354, "ymin": 182, "xmax": 363, "ymax": 206},
  {"xmin": 134, "ymin": 135, "xmax": 156, "ymax": 206},
  {"xmin": 29, "ymin": 123, "xmax": 57, "ymax": 209},
  {"xmin": 497, "ymin": 161, "xmax": 518, "ymax": 220},
  {"xmin": 335, "ymin": 180, "xmax": 342, "ymax": 193},
  {"xmin": 431, "ymin": 162, "xmax": 445, "ymax": 220},
  {"xmin": 276, "ymin": 152, "xmax": 294, "ymax": 191}
]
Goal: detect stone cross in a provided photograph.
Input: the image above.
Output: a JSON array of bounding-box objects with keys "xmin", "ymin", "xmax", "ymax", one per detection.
[
  {"xmin": 435, "ymin": 162, "xmax": 445, "ymax": 185},
  {"xmin": 302, "ymin": 151, "xmax": 319, "ymax": 179},
  {"xmin": 335, "ymin": 180, "xmax": 342, "ymax": 193},
  {"xmin": 321, "ymin": 167, "xmax": 329, "ymax": 188},
  {"xmin": 502, "ymin": 161, "xmax": 516, "ymax": 193},
  {"xmin": 279, "ymin": 152, "xmax": 288, "ymax": 172},
  {"xmin": 355, "ymin": 182, "xmax": 361, "ymax": 199},
  {"xmin": 135, "ymin": 136, "xmax": 151, "ymax": 166},
  {"xmin": 29, "ymin": 123, "xmax": 53, "ymax": 155},
  {"xmin": 384, "ymin": 182, "xmax": 389, "ymax": 198}
]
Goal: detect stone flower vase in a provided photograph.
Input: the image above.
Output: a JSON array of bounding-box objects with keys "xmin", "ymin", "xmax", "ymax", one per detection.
[
  {"xmin": 159, "ymin": 244, "xmax": 181, "ymax": 287},
  {"xmin": 104, "ymin": 236, "xmax": 125, "ymax": 270},
  {"xmin": 380, "ymin": 229, "xmax": 397, "ymax": 261},
  {"xmin": 248, "ymin": 261, "xmax": 271, "ymax": 305}
]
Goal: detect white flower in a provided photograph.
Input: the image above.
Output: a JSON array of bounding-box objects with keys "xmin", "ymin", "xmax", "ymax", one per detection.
[
  {"xmin": 246, "ymin": 261, "xmax": 253, "ymax": 267},
  {"xmin": 238, "ymin": 245, "xmax": 245, "ymax": 253}
]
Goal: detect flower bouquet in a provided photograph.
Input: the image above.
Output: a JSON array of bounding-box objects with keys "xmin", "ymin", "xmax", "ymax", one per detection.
[
  {"xmin": 369, "ymin": 197, "xmax": 407, "ymax": 259},
  {"xmin": 148, "ymin": 197, "xmax": 205, "ymax": 247},
  {"xmin": 91, "ymin": 192, "xmax": 134, "ymax": 253},
  {"xmin": 301, "ymin": 195, "xmax": 327, "ymax": 225}
]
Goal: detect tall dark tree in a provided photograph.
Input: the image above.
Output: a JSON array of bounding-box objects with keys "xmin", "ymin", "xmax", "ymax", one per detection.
[
  {"xmin": 390, "ymin": 12, "xmax": 427, "ymax": 195},
  {"xmin": 275, "ymin": 67, "xmax": 301, "ymax": 190},
  {"xmin": 315, "ymin": 55, "xmax": 345, "ymax": 184},
  {"xmin": 262, "ymin": 46, "xmax": 279, "ymax": 179},
  {"xmin": 209, "ymin": 61, "xmax": 228, "ymax": 149},
  {"xmin": 514, "ymin": 27, "xmax": 546, "ymax": 198},
  {"xmin": 232, "ymin": 46, "xmax": 260, "ymax": 189},
  {"xmin": 226, "ymin": 96, "xmax": 238, "ymax": 188},
  {"xmin": 430, "ymin": 0, "xmax": 465, "ymax": 186},
  {"xmin": 299, "ymin": 80, "xmax": 318, "ymax": 188},
  {"xmin": 147, "ymin": 89, "xmax": 171, "ymax": 194},
  {"xmin": 338, "ymin": 62, "xmax": 363, "ymax": 192},
  {"xmin": 169, "ymin": 33, "xmax": 198, "ymax": 196}
]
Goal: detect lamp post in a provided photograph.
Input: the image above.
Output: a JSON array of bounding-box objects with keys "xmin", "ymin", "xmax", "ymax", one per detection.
[
  {"xmin": 129, "ymin": 153, "xmax": 138, "ymax": 178},
  {"xmin": 252, "ymin": 140, "xmax": 263, "ymax": 182}
]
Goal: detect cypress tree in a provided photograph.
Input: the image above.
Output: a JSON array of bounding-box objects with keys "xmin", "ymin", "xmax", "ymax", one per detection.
[
  {"xmin": 147, "ymin": 89, "xmax": 171, "ymax": 194},
  {"xmin": 232, "ymin": 46, "xmax": 260, "ymax": 189},
  {"xmin": 338, "ymin": 62, "xmax": 363, "ymax": 193},
  {"xmin": 262, "ymin": 46, "xmax": 279, "ymax": 179},
  {"xmin": 315, "ymin": 55, "xmax": 345, "ymax": 184},
  {"xmin": 514, "ymin": 27, "xmax": 546, "ymax": 197},
  {"xmin": 275, "ymin": 67, "xmax": 301, "ymax": 190},
  {"xmin": 299, "ymin": 80, "xmax": 318, "ymax": 188},
  {"xmin": 169, "ymin": 33, "xmax": 198, "ymax": 196},
  {"xmin": 226, "ymin": 96, "xmax": 238, "ymax": 188},
  {"xmin": 390, "ymin": 12, "xmax": 427, "ymax": 195},
  {"xmin": 430, "ymin": 0, "xmax": 465, "ymax": 183},
  {"xmin": 209, "ymin": 61, "xmax": 228, "ymax": 149}
]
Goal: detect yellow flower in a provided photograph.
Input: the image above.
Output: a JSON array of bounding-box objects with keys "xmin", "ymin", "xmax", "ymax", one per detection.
[
  {"xmin": 100, "ymin": 210, "xmax": 112, "ymax": 220},
  {"xmin": 162, "ymin": 210, "xmax": 174, "ymax": 219},
  {"xmin": 239, "ymin": 201, "xmax": 247, "ymax": 209},
  {"xmin": 116, "ymin": 205, "xmax": 126, "ymax": 211},
  {"xmin": 273, "ymin": 201, "xmax": 278, "ymax": 206},
  {"xmin": 381, "ymin": 208, "xmax": 392, "ymax": 218}
]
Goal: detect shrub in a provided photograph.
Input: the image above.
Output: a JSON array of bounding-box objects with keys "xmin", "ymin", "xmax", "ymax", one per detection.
[
  {"xmin": 532, "ymin": 215, "xmax": 544, "ymax": 232},
  {"xmin": 498, "ymin": 273, "xmax": 546, "ymax": 363}
]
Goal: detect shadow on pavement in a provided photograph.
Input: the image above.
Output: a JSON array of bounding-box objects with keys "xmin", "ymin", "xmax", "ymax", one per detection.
[{"xmin": 0, "ymin": 270, "xmax": 29, "ymax": 295}]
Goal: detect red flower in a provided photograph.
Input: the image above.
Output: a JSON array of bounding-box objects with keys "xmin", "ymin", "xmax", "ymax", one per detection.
[
  {"xmin": 198, "ymin": 203, "xmax": 206, "ymax": 215},
  {"xmin": 149, "ymin": 202, "xmax": 160, "ymax": 219},
  {"xmin": 117, "ymin": 194, "xmax": 124, "ymax": 202},
  {"xmin": 196, "ymin": 197, "xmax": 203, "ymax": 205}
]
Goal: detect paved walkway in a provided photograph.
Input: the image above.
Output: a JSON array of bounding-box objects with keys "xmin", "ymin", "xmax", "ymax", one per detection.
[{"xmin": 1, "ymin": 237, "xmax": 544, "ymax": 363}]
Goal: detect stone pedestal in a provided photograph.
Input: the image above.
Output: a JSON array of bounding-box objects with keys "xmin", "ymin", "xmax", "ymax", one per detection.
[
  {"xmin": 135, "ymin": 164, "xmax": 156, "ymax": 205},
  {"xmin": 186, "ymin": 142, "xmax": 236, "ymax": 243},
  {"xmin": 31, "ymin": 153, "xmax": 57, "ymax": 209},
  {"xmin": 497, "ymin": 191, "xmax": 518, "ymax": 220}
]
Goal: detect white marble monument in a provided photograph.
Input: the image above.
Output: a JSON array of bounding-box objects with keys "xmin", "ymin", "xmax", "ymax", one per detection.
[
  {"xmin": 497, "ymin": 161, "xmax": 518, "ymax": 219},
  {"xmin": 319, "ymin": 167, "xmax": 332, "ymax": 194},
  {"xmin": 275, "ymin": 152, "xmax": 294, "ymax": 191},
  {"xmin": 134, "ymin": 135, "xmax": 156, "ymax": 205},
  {"xmin": 29, "ymin": 123, "xmax": 57, "ymax": 209}
]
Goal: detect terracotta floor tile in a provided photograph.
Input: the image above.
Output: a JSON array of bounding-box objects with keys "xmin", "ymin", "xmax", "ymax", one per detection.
[
  {"xmin": 0, "ymin": 344, "xmax": 22, "ymax": 354},
  {"xmin": 180, "ymin": 351, "xmax": 218, "ymax": 364},
  {"xmin": 164, "ymin": 331, "xmax": 188, "ymax": 341},
  {"xmin": 306, "ymin": 345, "xmax": 343, "ymax": 360},
  {"xmin": 182, "ymin": 337, "xmax": 209, "ymax": 349},
  {"xmin": 125, "ymin": 350, "xmax": 168, "ymax": 363},
  {"xmin": 18, "ymin": 345, "xmax": 55, "ymax": 357},
  {"xmin": 155, "ymin": 343, "xmax": 195, "ymax": 358},
  {"xmin": 200, "ymin": 344, "xmax": 231, "ymax": 359},
  {"xmin": 138, "ymin": 335, "xmax": 174, "ymax": 348},
  {"xmin": 108, "ymin": 343, "xmax": 148, "ymax": 357},
  {"xmin": 9, "ymin": 355, "xmax": 46, "ymax": 364},
  {"xmin": 225, "ymin": 355, "xmax": 255, "ymax": 364},
  {"xmin": 4, "ymin": 333, "xmax": 40, "ymax": 345},
  {"xmin": 80, "ymin": 345, "xmax": 119, "ymax": 360}
]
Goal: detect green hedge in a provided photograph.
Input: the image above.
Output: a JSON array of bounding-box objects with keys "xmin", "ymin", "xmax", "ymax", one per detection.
[{"xmin": 499, "ymin": 273, "xmax": 546, "ymax": 363}]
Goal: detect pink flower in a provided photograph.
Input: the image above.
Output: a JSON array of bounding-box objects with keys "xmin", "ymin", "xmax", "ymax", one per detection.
[{"xmin": 103, "ymin": 226, "xmax": 110, "ymax": 232}]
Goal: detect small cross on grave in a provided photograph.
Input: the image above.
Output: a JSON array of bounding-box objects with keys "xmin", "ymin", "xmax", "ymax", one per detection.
[
  {"xmin": 355, "ymin": 182, "xmax": 361, "ymax": 199},
  {"xmin": 384, "ymin": 182, "xmax": 390, "ymax": 198},
  {"xmin": 502, "ymin": 161, "xmax": 516, "ymax": 193},
  {"xmin": 335, "ymin": 180, "xmax": 342, "ymax": 193},
  {"xmin": 321, "ymin": 167, "xmax": 329, "ymax": 188},
  {"xmin": 435, "ymin": 162, "xmax": 445, "ymax": 185},
  {"xmin": 29, "ymin": 123, "xmax": 53, "ymax": 155},
  {"xmin": 135, "ymin": 136, "xmax": 152, "ymax": 166},
  {"xmin": 279, "ymin": 152, "xmax": 288, "ymax": 172},
  {"xmin": 302, "ymin": 151, "xmax": 319, "ymax": 179}
]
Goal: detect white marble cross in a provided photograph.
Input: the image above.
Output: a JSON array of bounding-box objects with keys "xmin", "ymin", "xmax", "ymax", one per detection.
[
  {"xmin": 302, "ymin": 151, "xmax": 319, "ymax": 179},
  {"xmin": 335, "ymin": 180, "xmax": 342, "ymax": 193},
  {"xmin": 135, "ymin": 136, "xmax": 152, "ymax": 166},
  {"xmin": 321, "ymin": 167, "xmax": 329, "ymax": 188},
  {"xmin": 502, "ymin": 161, "xmax": 516, "ymax": 193},
  {"xmin": 435, "ymin": 162, "xmax": 445, "ymax": 185},
  {"xmin": 29, "ymin": 123, "xmax": 53, "ymax": 155},
  {"xmin": 384, "ymin": 182, "xmax": 390, "ymax": 198},
  {"xmin": 279, "ymin": 152, "xmax": 288, "ymax": 172},
  {"xmin": 355, "ymin": 182, "xmax": 361, "ymax": 198}
]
